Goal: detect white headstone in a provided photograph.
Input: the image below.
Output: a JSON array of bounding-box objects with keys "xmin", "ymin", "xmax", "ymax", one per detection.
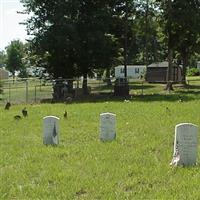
[
  {"xmin": 100, "ymin": 112, "xmax": 116, "ymax": 141},
  {"xmin": 171, "ymin": 123, "xmax": 198, "ymax": 166},
  {"xmin": 43, "ymin": 116, "xmax": 60, "ymax": 145}
]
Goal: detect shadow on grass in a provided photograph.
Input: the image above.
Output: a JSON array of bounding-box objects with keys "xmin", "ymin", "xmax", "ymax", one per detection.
[
  {"xmin": 40, "ymin": 92, "xmax": 200, "ymax": 104},
  {"xmin": 39, "ymin": 82, "xmax": 200, "ymax": 104},
  {"xmin": 92, "ymin": 84, "xmax": 113, "ymax": 92},
  {"xmin": 187, "ymin": 85, "xmax": 200, "ymax": 90},
  {"xmin": 92, "ymin": 83, "xmax": 155, "ymax": 92},
  {"xmin": 174, "ymin": 90, "xmax": 200, "ymax": 95},
  {"xmin": 132, "ymin": 93, "xmax": 200, "ymax": 102},
  {"xmin": 129, "ymin": 84, "xmax": 155, "ymax": 90}
]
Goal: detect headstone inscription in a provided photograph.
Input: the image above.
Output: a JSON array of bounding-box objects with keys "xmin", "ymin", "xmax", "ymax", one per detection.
[
  {"xmin": 43, "ymin": 116, "xmax": 60, "ymax": 145},
  {"xmin": 170, "ymin": 123, "xmax": 198, "ymax": 166},
  {"xmin": 100, "ymin": 113, "xmax": 116, "ymax": 141}
]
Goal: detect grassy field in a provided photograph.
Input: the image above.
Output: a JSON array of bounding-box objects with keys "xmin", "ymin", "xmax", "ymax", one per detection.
[{"xmin": 1, "ymin": 90, "xmax": 200, "ymax": 199}]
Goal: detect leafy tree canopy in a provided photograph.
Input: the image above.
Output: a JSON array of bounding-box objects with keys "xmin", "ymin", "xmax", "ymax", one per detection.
[{"xmin": 6, "ymin": 40, "xmax": 25, "ymax": 76}]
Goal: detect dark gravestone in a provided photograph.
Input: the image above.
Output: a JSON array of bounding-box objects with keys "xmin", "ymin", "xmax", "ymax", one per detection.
[
  {"xmin": 114, "ymin": 78, "xmax": 129, "ymax": 96},
  {"xmin": 52, "ymin": 78, "xmax": 65, "ymax": 101}
]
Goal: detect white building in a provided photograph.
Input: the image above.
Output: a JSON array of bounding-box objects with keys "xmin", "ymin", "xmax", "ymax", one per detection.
[
  {"xmin": 0, "ymin": 68, "xmax": 9, "ymax": 80},
  {"xmin": 197, "ymin": 61, "xmax": 200, "ymax": 70},
  {"xmin": 115, "ymin": 65, "xmax": 146, "ymax": 79}
]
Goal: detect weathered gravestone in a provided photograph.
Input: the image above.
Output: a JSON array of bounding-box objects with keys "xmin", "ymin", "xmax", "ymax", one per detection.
[
  {"xmin": 170, "ymin": 123, "xmax": 198, "ymax": 166},
  {"xmin": 100, "ymin": 113, "xmax": 116, "ymax": 141},
  {"xmin": 43, "ymin": 116, "xmax": 60, "ymax": 145}
]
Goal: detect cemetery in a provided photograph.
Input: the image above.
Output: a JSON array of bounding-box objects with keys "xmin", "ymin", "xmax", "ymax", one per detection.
[
  {"xmin": 1, "ymin": 0, "xmax": 200, "ymax": 199},
  {"xmin": 1, "ymin": 91, "xmax": 200, "ymax": 199}
]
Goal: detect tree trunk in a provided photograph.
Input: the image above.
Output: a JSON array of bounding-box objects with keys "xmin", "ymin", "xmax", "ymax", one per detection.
[
  {"xmin": 165, "ymin": 0, "xmax": 174, "ymax": 91},
  {"xmin": 82, "ymin": 73, "xmax": 88, "ymax": 95},
  {"xmin": 181, "ymin": 49, "xmax": 188, "ymax": 86},
  {"xmin": 12, "ymin": 72, "xmax": 15, "ymax": 84},
  {"xmin": 124, "ymin": 0, "xmax": 128, "ymax": 79},
  {"xmin": 165, "ymin": 48, "xmax": 174, "ymax": 91},
  {"xmin": 165, "ymin": 81, "xmax": 174, "ymax": 91},
  {"xmin": 145, "ymin": 0, "xmax": 149, "ymax": 66},
  {"xmin": 67, "ymin": 79, "xmax": 74, "ymax": 94},
  {"xmin": 105, "ymin": 68, "xmax": 112, "ymax": 86}
]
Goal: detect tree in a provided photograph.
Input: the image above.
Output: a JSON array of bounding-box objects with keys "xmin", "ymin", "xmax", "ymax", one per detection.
[
  {"xmin": 165, "ymin": 0, "xmax": 174, "ymax": 91},
  {"xmin": 21, "ymin": 0, "xmax": 121, "ymax": 94},
  {"xmin": 171, "ymin": 0, "xmax": 200, "ymax": 85},
  {"xmin": 75, "ymin": 1, "xmax": 120, "ymax": 94},
  {"xmin": 6, "ymin": 40, "xmax": 25, "ymax": 78},
  {"xmin": 133, "ymin": 0, "xmax": 166, "ymax": 65},
  {"xmin": 21, "ymin": 0, "xmax": 79, "ymax": 78},
  {"xmin": 157, "ymin": 0, "xmax": 200, "ymax": 89},
  {"xmin": 155, "ymin": 0, "xmax": 174, "ymax": 90},
  {"xmin": 21, "ymin": 0, "xmax": 199, "ymax": 96},
  {"xmin": 0, "ymin": 50, "xmax": 7, "ymax": 68}
]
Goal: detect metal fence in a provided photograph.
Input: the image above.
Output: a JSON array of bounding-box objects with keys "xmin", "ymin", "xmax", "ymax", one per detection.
[
  {"xmin": 0, "ymin": 78, "xmax": 52, "ymax": 105},
  {"xmin": 0, "ymin": 77, "xmax": 200, "ymax": 105}
]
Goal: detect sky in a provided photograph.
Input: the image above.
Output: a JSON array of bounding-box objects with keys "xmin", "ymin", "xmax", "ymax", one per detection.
[{"xmin": 0, "ymin": 0, "xmax": 29, "ymax": 51}]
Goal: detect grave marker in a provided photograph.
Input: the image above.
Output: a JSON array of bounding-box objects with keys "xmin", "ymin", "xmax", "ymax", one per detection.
[
  {"xmin": 171, "ymin": 123, "xmax": 198, "ymax": 166},
  {"xmin": 43, "ymin": 116, "xmax": 60, "ymax": 145},
  {"xmin": 100, "ymin": 113, "xmax": 116, "ymax": 141}
]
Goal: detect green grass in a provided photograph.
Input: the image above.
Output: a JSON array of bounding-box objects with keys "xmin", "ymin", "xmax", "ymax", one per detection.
[{"xmin": 1, "ymin": 92, "xmax": 200, "ymax": 199}]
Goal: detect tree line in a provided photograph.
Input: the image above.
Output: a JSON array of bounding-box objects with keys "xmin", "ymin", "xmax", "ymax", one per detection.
[{"xmin": 1, "ymin": 0, "xmax": 200, "ymax": 93}]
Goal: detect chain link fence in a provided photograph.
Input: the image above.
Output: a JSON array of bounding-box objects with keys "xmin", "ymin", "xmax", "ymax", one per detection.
[{"xmin": 0, "ymin": 77, "xmax": 200, "ymax": 105}]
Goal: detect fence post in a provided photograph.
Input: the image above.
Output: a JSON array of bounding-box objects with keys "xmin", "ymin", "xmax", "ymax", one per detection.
[
  {"xmin": 141, "ymin": 81, "xmax": 144, "ymax": 95},
  {"xmin": 26, "ymin": 80, "xmax": 28, "ymax": 103},
  {"xmin": 77, "ymin": 79, "xmax": 79, "ymax": 89},
  {"xmin": 9, "ymin": 82, "xmax": 11, "ymax": 102},
  {"xmin": 40, "ymin": 79, "xmax": 42, "ymax": 91},
  {"xmin": 35, "ymin": 86, "xmax": 37, "ymax": 103}
]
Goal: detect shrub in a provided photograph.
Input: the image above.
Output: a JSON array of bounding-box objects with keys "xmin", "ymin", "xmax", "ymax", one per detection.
[{"xmin": 187, "ymin": 68, "xmax": 200, "ymax": 76}]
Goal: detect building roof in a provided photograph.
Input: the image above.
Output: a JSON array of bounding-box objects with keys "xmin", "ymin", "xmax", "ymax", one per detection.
[
  {"xmin": 0, "ymin": 68, "xmax": 9, "ymax": 73},
  {"xmin": 115, "ymin": 65, "xmax": 146, "ymax": 68},
  {"xmin": 148, "ymin": 61, "xmax": 178, "ymax": 68}
]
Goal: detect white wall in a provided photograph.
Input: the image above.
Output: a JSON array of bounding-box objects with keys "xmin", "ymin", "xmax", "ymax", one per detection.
[
  {"xmin": 197, "ymin": 61, "xmax": 200, "ymax": 70},
  {"xmin": 0, "ymin": 69, "xmax": 9, "ymax": 80},
  {"xmin": 115, "ymin": 65, "xmax": 146, "ymax": 79}
]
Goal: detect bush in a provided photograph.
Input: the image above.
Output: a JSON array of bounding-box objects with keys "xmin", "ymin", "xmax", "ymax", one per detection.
[
  {"xmin": 18, "ymin": 69, "xmax": 28, "ymax": 78},
  {"xmin": 187, "ymin": 68, "xmax": 200, "ymax": 76}
]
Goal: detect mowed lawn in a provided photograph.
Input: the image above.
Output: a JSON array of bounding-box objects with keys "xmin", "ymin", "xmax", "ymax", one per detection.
[{"xmin": 1, "ymin": 92, "xmax": 200, "ymax": 199}]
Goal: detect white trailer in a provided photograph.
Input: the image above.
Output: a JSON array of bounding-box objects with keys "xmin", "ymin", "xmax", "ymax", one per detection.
[
  {"xmin": 197, "ymin": 61, "xmax": 200, "ymax": 70},
  {"xmin": 115, "ymin": 65, "xmax": 146, "ymax": 79}
]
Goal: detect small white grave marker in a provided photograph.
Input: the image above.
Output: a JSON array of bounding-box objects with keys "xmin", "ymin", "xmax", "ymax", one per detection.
[
  {"xmin": 100, "ymin": 112, "xmax": 116, "ymax": 141},
  {"xmin": 43, "ymin": 116, "xmax": 60, "ymax": 145},
  {"xmin": 171, "ymin": 123, "xmax": 198, "ymax": 166}
]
